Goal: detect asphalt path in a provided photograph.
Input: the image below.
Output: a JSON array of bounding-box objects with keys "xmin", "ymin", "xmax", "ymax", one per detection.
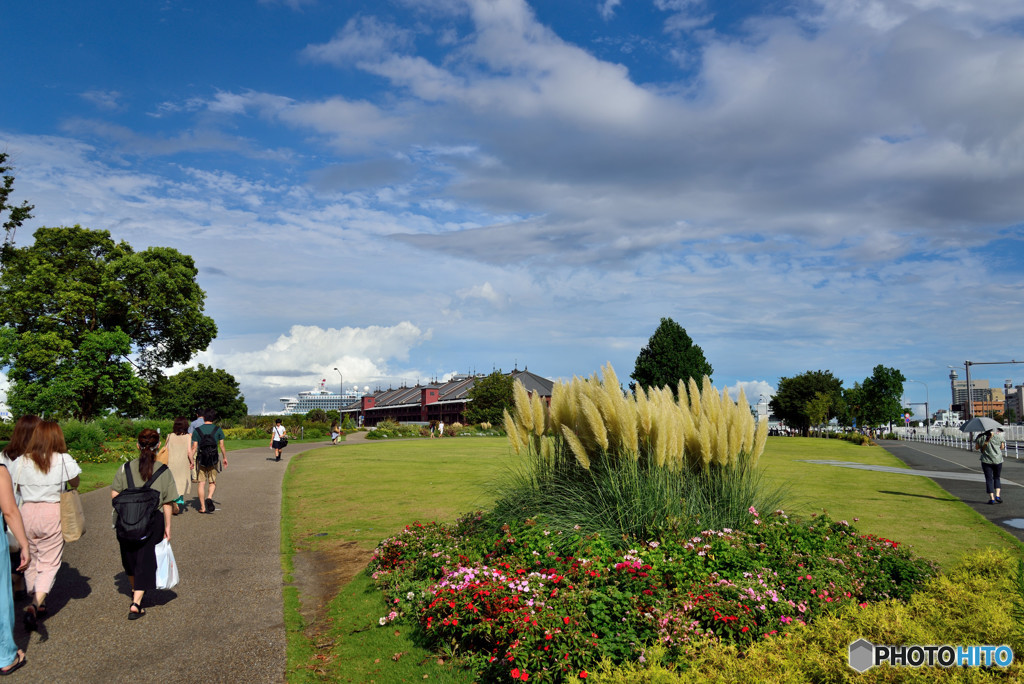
[
  {"xmin": 11, "ymin": 439, "xmax": 333, "ymax": 683},
  {"xmin": 873, "ymin": 438, "xmax": 1024, "ymax": 544}
]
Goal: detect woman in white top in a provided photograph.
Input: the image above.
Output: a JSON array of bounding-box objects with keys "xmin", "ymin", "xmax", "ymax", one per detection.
[
  {"xmin": 270, "ymin": 419, "xmax": 287, "ymax": 462},
  {"xmin": 4, "ymin": 421, "xmax": 81, "ymax": 630}
]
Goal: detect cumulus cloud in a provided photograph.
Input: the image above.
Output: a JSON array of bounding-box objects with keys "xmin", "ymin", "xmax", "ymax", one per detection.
[
  {"xmin": 726, "ymin": 380, "xmax": 776, "ymax": 406},
  {"xmin": 186, "ymin": 322, "xmax": 433, "ymax": 407}
]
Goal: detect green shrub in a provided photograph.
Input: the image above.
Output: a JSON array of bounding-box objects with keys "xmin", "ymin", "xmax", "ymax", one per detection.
[
  {"xmin": 366, "ymin": 420, "xmax": 423, "ymax": 440},
  {"xmin": 92, "ymin": 415, "xmax": 137, "ymax": 440},
  {"xmin": 591, "ymin": 547, "xmax": 1021, "ymax": 682},
  {"xmin": 61, "ymin": 420, "xmax": 107, "ymax": 458},
  {"xmin": 222, "ymin": 427, "xmax": 269, "ymax": 440}
]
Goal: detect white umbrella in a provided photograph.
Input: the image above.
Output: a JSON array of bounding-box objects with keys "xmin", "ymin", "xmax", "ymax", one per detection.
[{"xmin": 960, "ymin": 416, "xmax": 1002, "ymax": 433}]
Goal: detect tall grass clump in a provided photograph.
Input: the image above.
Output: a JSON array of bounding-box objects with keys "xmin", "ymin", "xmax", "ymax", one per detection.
[{"xmin": 493, "ymin": 363, "xmax": 782, "ymax": 542}]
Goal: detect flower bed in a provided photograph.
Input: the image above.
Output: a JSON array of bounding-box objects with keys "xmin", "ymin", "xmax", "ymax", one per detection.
[{"xmin": 368, "ymin": 509, "xmax": 937, "ymax": 682}]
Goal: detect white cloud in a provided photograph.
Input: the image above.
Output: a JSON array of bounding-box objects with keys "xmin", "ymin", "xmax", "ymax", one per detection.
[
  {"xmin": 726, "ymin": 381, "xmax": 776, "ymax": 406},
  {"xmin": 457, "ymin": 281, "xmax": 505, "ymax": 307},
  {"xmin": 186, "ymin": 322, "xmax": 433, "ymax": 407},
  {"xmin": 598, "ymin": 0, "xmax": 622, "ymax": 21},
  {"xmin": 302, "ymin": 16, "xmax": 414, "ymax": 66},
  {"xmin": 80, "ymin": 90, "xmax": 123, "ymax": 111}
]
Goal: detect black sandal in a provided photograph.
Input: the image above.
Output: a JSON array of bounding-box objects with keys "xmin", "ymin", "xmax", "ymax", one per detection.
[
  {"xmin": 22, "ymin": 605, "xmax": 36, "ymax": 631},
  {"xmin": 0, "ymin": 651, "xmax": 25, "ymax": 676},
  {"xmin": 128, "ymin": 602, "xmax": 146, "ymax": 620}
]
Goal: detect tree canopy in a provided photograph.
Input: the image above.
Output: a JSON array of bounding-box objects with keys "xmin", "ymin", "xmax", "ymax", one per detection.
[
  {"xmin": 770, "ymin": 370, "xmax": 844, "ymax": 436},
  {"xmin": 465, "ymin": 371, "xmax": 515, "ymax": 425},
  {"xmin": 858, "ymin": 365, "xmax": 906, "ymax": 427},
  {"xmin": 150, "ymin": 364, "xmax": 247, "ymax": 421},
  {"xmin": 0, "ymin": 225, "xmax": 217, "ymax": 419},
  {"xmin": 630, "ymin": 317, "xmax": 713, "ymax": 397}
]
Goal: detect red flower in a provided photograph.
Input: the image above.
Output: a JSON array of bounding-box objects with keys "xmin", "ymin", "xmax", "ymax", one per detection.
[
  {"xmin": 511, "ymin": 668, "xmax": 520, "ymax": 678},
  {"xmin": 563, "ymin": 616, "xmax": 570, "ymax": 625},
  {"xmin": 580, "ymin": 671, "xmax": 588, "ymax": 678}
]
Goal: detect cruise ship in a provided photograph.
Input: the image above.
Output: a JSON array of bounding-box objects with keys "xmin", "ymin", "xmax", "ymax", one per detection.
[{"xmin": 279, "ymin": 379, "xmax": 360, "ymax": 415}]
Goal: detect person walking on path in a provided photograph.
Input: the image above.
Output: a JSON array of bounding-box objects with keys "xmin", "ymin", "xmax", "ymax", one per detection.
[
  {"xmin": 271, "ymin": 420, "xmax": 287, "ymax": 461},
  {"xmin": 110, "ymin": 429, "xmax": 177, "ymax": 620},
  {"xmin": 0, "ymin": 455, "xmax": 30, "ymax": 675},
  {"xmin": 330, "ymin": 420, "xmax": 340, "ymax": 445},
  {"xmin": 189, "ymin": 409, "xmax": 228, "ymax": 514},
  {"xmin": 187, "ymin": 409, "xmax": 205, "ymax": 435},
  {"xmin": 1, "ymin": 415, "xmax": 40, "ymax": 601},
  {"xmin": 437, "ymin": 420, "xmax": 444, "ymax": 438},
  {"xmin": 159, "ymin": 417, "xmax": 192, "ymax": 515},
  {"xmin": 3, "ymin": 421, "xmax": 81, "ymax": 631},
  {"xmin": 976, "ymin": 427, "xmax": 1007, "ymax": 504}
]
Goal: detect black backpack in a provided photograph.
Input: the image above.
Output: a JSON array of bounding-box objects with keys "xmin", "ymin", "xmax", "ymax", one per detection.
[
  {"xmin": 196, "ymin": 425, "xmax": 220, "ymax": 468},
  {"xmin": 112, "ymin": 463, "xmax": 168, "ymax": 540}
]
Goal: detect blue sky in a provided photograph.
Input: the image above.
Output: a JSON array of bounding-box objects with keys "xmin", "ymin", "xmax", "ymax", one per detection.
[{"xmin": 3, "ymin": 0, "xmax": 1024, "ymax": 415}]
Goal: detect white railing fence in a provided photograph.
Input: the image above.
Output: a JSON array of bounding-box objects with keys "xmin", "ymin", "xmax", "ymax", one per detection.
[{"xmin": 893, "ymin": 425, "xmax": 1023, "ymax": 460}]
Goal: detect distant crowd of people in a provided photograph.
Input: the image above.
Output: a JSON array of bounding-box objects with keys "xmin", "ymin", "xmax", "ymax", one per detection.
[{"xmin": 0, "ymin": 406, "xmax": 239, "ymax": 675}]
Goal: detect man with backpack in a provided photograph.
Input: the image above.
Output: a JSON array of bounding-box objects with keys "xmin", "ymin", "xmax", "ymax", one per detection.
[{"xmin": 188, "ymin": 408, "xmax": 228, "ymax": 514}]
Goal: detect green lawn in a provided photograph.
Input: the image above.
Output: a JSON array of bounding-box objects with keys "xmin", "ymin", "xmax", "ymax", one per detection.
[
  {"xmin": 279, "ymin": 436, "xmax": 1024, "ymax": 682},
  {"xmin": 757, "ymin": 437, "xmax": 1023, "ymax": 567}
]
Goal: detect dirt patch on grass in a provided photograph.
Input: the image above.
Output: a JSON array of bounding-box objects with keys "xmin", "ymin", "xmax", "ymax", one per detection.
[{"xmin": 292, "ymin": 540, "xmax": 374, "ymax": 632}]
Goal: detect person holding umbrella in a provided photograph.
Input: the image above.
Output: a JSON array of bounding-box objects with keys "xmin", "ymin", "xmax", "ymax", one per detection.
[{"xmin": 975, "ymin": 427, "xmax": 1006, "ymax": 504}]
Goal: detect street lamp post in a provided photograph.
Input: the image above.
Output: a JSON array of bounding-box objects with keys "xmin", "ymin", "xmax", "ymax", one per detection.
[
  {"xmin": 906, "ymin": 379, "xmax": 929, "ymax": 436},
  {"xmin": 333, "ymin": 367, "xmax": 343, "ymax": 412}
]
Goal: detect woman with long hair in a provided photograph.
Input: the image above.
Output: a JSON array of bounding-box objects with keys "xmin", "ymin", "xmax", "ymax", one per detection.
[
  {"xmin": 6, "ymin": 420, "xmax": 80, "ymax": 630},
  {"xmin": 0, "ymin": 420, "xmax": 33, "ymax": 674},
  {"xmin": 0, "ymin": 415, "xmax": 41, "ymax": 601},
  {"xmin": 159, "ymin": 418, "xmax": 192, "ymax": 514},
  {"xmin": 110, "ymin": 429, "xmax": 177, "ymax": 619}
]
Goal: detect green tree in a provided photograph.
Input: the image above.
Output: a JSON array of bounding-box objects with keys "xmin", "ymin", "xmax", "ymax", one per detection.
[
  {"xmin": 770, "ymin": 370, "xmax": 844, "ymax": 436},
  {"xmin": 465, "ymin": 371, "xmax": 515, "ymax": 425},
  {"xmin": 837, "ymin": 382, "xmax": 863, "ymax": 428},
  {"xmin": 0, "ymin": 225, "xmax": 217, "ymax": 419},
  {"xmin": 150, "ymin": 364, "xmax": 247, "ymax": 421},
  {"xmin": 0, "ymin": 152, "xmax": 34, "ymax": 254},
  {"xmin": 805, "ymin": 391, "xmax": 834, "ymax": 437},
  {"xmin": 859, "ymin": 365, "xmax": 906, "ymax": 427},
  {"xmin": 305, "ymin": 408, "xmax": 329, "ymax": 423},
  {"xmin": 630, "ymin": 317, "xmax": 713, "ymax": 397}
]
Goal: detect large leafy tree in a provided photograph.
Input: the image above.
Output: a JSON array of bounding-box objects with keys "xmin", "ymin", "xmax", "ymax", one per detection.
[
  {"xmin": 0, "ymin": 225, "xmax": 217, "ymax": 419},
  {"xmin": 465, "ymin": 370, "xmax": 515, "ymax": 425},
  {"xmin": 630, "ymin": 317, "xmax": 713, "ymax": 397},
  {"xmin": 859, "ymin": 365, "xmax": 906, "ymax": 427},
  {"xmin": 770, "ymin": 370, "xmax": 844, "ymax": 436},
  {"xmin": 150, "ymin": 364, "xmax": 247, "ymax": 421}
]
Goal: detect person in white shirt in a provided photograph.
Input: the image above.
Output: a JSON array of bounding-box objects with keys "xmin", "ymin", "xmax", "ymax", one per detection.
[
  {"xmin": 2, "ymin": 420, "xmax": 80, "ymax": 631},
  {"xmin": 271, "ymin": 419, "xmax": 287, "ymax": 462}
]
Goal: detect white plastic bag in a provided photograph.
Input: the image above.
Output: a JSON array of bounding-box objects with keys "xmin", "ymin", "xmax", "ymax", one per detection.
[{"xmin": 155, "ymin": 538, "xmax": 179, "ymax": 589}]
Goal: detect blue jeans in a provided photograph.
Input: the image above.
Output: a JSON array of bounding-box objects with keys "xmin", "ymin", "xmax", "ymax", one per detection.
[{"xmin": 982, "ymin": 462, "xmax": 1002, "ymax": 495}]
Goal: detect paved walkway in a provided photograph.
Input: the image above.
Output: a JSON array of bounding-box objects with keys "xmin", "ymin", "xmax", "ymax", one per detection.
[
  {"xmin": 811, "ymin": 439, "xmax": 1024, "ymax": 544},
  {"xmin": 13, "ymin": 439, "xmax": 334, "ymax": 683}
]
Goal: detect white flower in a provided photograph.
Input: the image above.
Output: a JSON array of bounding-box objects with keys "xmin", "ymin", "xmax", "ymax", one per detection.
[{"xmin": 378, "ymin": 617, "xmax": 387, "ymax": 626}]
